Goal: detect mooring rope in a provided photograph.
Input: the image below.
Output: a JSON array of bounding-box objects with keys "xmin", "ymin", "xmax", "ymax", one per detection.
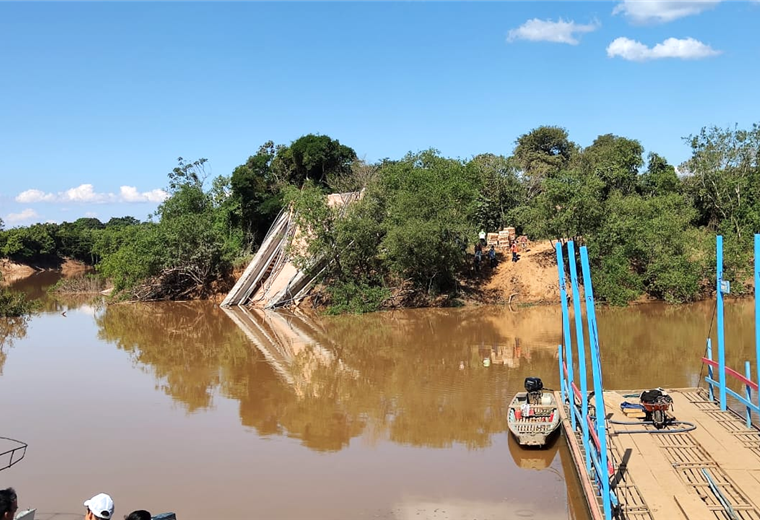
[{"xmin": 697, "ymin": 299, "xmax": 719, "ymax": 389}]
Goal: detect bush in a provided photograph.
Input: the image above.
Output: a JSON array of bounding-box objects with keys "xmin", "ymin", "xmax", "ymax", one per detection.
[
  {"xmin": 49, "ymin": 274, "xmax": 107, "ymax": 294},
  {"xmin": 0, "ymin": 288, "xmax": 36, "ymax": 317},
  {"xmin": 325, "ymin": 281, "xmax": 391, "ymax": 315}
]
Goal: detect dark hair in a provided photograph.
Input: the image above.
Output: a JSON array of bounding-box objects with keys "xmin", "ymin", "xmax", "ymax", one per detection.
[
  {"xmin": 0, "ymin": 488, "xmax": 17, "ymax": 516},
  {"xmin": 125, "ymin": 511, "xmax": 151, "ymax": 520}
]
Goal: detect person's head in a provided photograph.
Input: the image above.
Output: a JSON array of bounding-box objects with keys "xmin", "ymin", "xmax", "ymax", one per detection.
[
  {"xmin": 84, "ymin": 493, "xmax": 114, "ymax": 520},
  {"xmin": 0, "ymin": 488, "xmax": 18, "ymax": 520},
  {"xmin": 125, "ymin": 511, "xmax": 151, "ymax": 520}
]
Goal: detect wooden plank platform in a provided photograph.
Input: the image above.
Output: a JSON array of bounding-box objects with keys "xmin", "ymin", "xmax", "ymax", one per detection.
[{"xmin": 556, "ymin": 388, "xmax": 760, "ymax": 520}]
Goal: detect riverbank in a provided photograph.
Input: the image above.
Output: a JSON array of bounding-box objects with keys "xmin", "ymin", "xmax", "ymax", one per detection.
[
  {"xmin": 0, "ymin": 243, "xmax": 712, "ymax": 308},
  {"xmin": 0, "ymin": 258, "xmax": 88, "ymax": 284}
]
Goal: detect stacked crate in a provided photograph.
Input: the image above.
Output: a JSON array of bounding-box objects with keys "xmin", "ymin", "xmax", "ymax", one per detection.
[{"xmin": 498, "ymin": 229, "xmax": 510, "ymax": 250}]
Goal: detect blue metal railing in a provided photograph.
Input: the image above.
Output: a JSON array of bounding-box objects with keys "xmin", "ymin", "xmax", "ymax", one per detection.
[
  {"xmin": 555, "ymin": 240, "xmax": 616, "ymax": 520},
  {"xmin": 701, "ymin": 234, "xmax": 760, "ymax": 429}
]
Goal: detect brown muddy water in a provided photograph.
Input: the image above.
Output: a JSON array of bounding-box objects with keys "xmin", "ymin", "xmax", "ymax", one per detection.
[{"xmin": 1, "ymin": 273, "xmax": 758, "ymax": 520}]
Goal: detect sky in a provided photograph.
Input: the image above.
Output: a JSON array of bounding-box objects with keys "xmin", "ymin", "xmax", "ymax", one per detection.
[{"xmin": 1, "ymin": 1, "xmax": 759, "ymax": 227}]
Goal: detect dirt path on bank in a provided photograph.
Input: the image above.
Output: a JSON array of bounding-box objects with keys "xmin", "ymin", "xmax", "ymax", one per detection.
[{"xmin": 479, "ymin": 240, "xmax": 563, "ymax": 305}]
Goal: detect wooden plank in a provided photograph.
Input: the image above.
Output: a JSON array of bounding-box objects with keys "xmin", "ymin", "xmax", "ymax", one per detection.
[
  {"xmin": 669, "ymin": 393, "xmax": 760, "ymax": 471},
  {"xmin": 722, "ymin": 469, "xmax": 760, "ymax": 511},
  {"xmin": 673, "ymin": 494, "xmax": 713, "ymax": 520},
  {"xmin": 603, "ymin": 391, "xmax": 688, "ymax": 519}
]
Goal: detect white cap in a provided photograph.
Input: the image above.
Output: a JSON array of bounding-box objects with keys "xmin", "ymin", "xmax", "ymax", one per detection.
[{"xmin": 84, "ymin": 493, "xmax": 114, "ymax": 519}]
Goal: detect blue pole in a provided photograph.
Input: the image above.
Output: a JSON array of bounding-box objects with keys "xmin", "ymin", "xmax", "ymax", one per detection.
[
  {"xmin": 755, "ymin": 234, "xmax": 760, "ymax": 411},
  {"xmin": 558, "ymin": 344, "xmax": 566, "ymax": 407},
  {"xmin": 707, "ymin": 339, "xmax": 714, "ymax": 402},
  {"xmin": 568, "ymin": 241, "xmax": 590, "ymax": 472},
  {"xmin": 556, "ymin": 242, "xmax": 576, "ymax": 430},
  {"xmin": 580, "ymin": 246, "xmax": 612, "ymax": 520},
  {"xmin": 717, "ymin": 235, "xmax": 727, "ymax": 411},
  {"xmin": 746, "ymin": 361, "xmax": 752, "ymax": 428}
]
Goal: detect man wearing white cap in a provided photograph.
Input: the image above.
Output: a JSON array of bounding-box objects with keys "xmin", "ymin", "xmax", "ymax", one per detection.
[{"xmin": 84, "ymin": 493, "xmax": 114, "ymax": 520}]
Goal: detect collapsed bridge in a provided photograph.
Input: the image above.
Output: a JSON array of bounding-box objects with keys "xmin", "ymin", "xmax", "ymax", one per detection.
[{"xmin": 221, "ymin": 190, "xmax": 363, "ymax": 309}]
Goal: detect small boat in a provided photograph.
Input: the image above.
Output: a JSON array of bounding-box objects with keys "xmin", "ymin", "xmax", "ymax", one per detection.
[{"xmin": 507, "ymin": 377, "xmax": 560, "ymax": 447}]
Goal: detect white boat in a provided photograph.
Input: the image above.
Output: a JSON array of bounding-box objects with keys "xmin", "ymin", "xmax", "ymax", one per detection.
[{"xmin": 507, "ymin": 378, "xmax": 560, "ymax": 447}]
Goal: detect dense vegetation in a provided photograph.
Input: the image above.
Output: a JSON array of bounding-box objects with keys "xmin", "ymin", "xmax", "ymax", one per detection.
[
  {"xmin": 0, "ymin": 285, "xmax": 36, "ymax": 318},
  {"xmin": 2, "ymin": 125, "xmax": 759, "ymax": 309}
]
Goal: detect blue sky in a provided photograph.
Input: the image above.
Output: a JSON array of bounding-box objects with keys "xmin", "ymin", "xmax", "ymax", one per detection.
[{"xmin": 1, "ymin": 1, "xmax": 759, "ymax": 227}]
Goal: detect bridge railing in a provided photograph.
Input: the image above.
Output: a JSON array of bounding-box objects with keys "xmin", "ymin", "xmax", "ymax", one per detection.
[
  {"xmin": 0, "ymin": 436, "xmax": 27, "ymax": 472},
  {"xmin": 556, "ymin": 241, "xmax": 616, "ymax": 520},
  {"xmin": 701, "ymin": 234, "xmax": 760, "ymax": 429}
]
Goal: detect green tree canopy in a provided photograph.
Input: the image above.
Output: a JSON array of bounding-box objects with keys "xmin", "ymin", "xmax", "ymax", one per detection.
[
  {"xmin": 277, "ymin": 134, "xmax": 357, "ymax": 187},
  {"xmin": 680, "ymin": 124, "xmax": 760, "ymax": 237},
  {"xmin": 581, "ymin": 134, "xmax": 644, "ymax": 196},
  {"xmin": 514, "ymin": 126, "xmax": 576, "ymax": 193}
]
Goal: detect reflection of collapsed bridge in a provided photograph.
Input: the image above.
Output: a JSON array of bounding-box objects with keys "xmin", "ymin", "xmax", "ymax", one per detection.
[
  {"xmin": 223, "ymin": 306, "xmax": 357, "ymax": 398},
  {"xmin": 221, "ymin": 190, "xmax": 363, "ymax": 309}
]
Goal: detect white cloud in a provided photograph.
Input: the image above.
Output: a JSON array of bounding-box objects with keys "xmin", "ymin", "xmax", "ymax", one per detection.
[
  {"xmin": 613, "ymin": 0, "xmax": 721, "ymax": 24},
  {"xmin": 607, "ymin": 36, "xmax": 721, "ymax": 61},
  {"xmin": 119, "ymin": 186, "xmax": 168, "ymax": 203},
  {"xmin": 84, "ymin": 211, "xmax": 98, "ymax": 218},
  {"xmin": 507, "ymin": 18, "xmax": 600, "ymax": 45},
  {"xmin": 16, "ymin": 189, "xmax": 56, "ymax": 203},
  {"xmin": 64, "ymin": 184, "xmax": 113, "ymax": 203},
  {"xmin": 14, "ymin": 184, "xmax": 168, "ymax": 204},
  {"xmin": 5, "ymin": 208, "xmax": 40, "ymax": 224}
]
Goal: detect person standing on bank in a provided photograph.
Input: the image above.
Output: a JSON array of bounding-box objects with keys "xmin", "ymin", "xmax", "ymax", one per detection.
[
  {"xmin": 84, "ymin": 493, "xmax": 115, "ymax": 520},
  {"xmin": 0, "ymin": 488, "xmax": 18, "ymax": 520}
]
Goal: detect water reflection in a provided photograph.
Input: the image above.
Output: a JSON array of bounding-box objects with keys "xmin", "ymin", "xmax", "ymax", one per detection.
[
  {"xmin": 90, "ymin": 299, "xmax": 760, "ymax": 456},
  {"xmin": 11, "ymin": 273, "xmax": 759, "ymax": 520},
  {"xmin": 0, "ymin": 316, "xmax": 29, "ymax": 374},
  {"xmin": 96, "ymin": 302, "xmax": 253, "ymax": 412}
]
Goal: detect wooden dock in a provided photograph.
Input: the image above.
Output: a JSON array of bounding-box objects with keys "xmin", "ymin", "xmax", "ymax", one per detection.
[{"xmin": 557, "ymin": 388, "xmax": 760, "ymax": 520}]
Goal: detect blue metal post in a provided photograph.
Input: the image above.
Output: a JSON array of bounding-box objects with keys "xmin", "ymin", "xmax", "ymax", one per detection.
[
  {"xmin": 717, "ymin": 235, "xmax": 727, "ymax": 410},
  {"xmin": 556, "ymin": 242, "xmax": 576, "ymax": 430},
  {"xmin": 580, "ymin": 246, "xmax": 613, "ymax": 520},
  {"xmin": 558, "ymin": 344, "xmax": 566, "ymax": 406},
  {"xmin": 755, "ymin": 234, "xmax": 760, "ymax": 411},
  {"xmin": 707, "ymin": 339, "xmax": 715, "ymax": 402},
  {"xmin": 568, "ymin": 241, "xmax": 590, "ymax": 472},
  {"xmin": 746, "ymin": 361, "xmax": 753, "ymax": 428}
]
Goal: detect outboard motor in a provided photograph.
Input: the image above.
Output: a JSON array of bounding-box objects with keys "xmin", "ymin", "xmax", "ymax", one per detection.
[{"xmin": 525, "ymin": 377, "xmax": 544, "ymax": 404}]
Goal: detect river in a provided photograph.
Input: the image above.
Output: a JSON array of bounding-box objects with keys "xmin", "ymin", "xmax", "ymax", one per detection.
[{"xmin": 1, "ymin": 272, "xmax": 757, "ymax": 520}]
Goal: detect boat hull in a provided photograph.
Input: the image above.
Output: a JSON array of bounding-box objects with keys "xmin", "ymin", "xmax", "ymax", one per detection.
[{"xmin": 507, "ymin": 391, "xmax": 560, "ymax": 447}]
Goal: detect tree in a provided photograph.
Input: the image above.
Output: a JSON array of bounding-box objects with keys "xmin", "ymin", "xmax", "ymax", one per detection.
[
  {"xmin": 230, "ymin": 142, "xmax": 283, "ymax": 245},
  {"xmin": 680, "ymin": 124, "xmax": 760, "ymax": 237},
  {"xmin": 377, "ymin": 150, "xmax": 479, "ymax": 293},
  {"xmin": 276, "ymin": 134, "xmax": 357, "ymax": 187},
  {"xmin": 98, "ymin": 157, "xmax": 238, "ymax": 299},
  {"xmin": 327, "ymin": 158, "xmax": 378, "ymax": 194},
  {"xmin": 466, "ymin": 154, "xmax": 525, "ymax": 232},
  {"xmin": 591, "ymin": 193, "xmax": 702, "ymax": 304},
  {"xmin": 515, "ymin": 168, "xmax": 604, "ymax": 244},
  {"xmin": 106, "ymin": 216, "xmax": 140, "ymax": 227},
  {"xmin": 640, "ymin": 153, "xmax": 679, "ymax": 197},
  {"xmin": 167, "ymin": 157, "xmax": 209, "ymax": 192},
  {"xmin": 582, "ymin": 134, "xmax": 644, "ymax": 196},
  {"xmin": 513, "ymin": 126, "xmax": 576, "ymax": 194}
]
